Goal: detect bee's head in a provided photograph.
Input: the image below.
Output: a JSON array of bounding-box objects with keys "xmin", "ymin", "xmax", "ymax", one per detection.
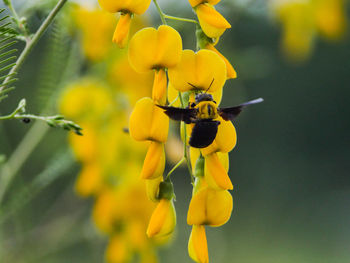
[{"xmin": 195, "ymin": 93, "xmax": 214, "ymax": 104}]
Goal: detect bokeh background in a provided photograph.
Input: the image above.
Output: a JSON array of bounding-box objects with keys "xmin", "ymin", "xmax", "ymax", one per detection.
[{"xmin": 0, "ymin": 0, "xmax": 350, "ymax": 262}]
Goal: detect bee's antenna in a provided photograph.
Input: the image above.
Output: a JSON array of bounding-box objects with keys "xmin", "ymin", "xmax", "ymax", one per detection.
[
  {"xmin": 188, "ymin": 82, "xmax": 198, "ymax": 89},
  {"xmin": 205, "ymin": 78, "xmax": 215, "ymax": 94}
]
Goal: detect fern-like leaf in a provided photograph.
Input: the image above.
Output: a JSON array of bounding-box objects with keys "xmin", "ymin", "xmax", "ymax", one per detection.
[{"xmin": 0, "ymin": 8, "xmax": 18, "ymax": 102}]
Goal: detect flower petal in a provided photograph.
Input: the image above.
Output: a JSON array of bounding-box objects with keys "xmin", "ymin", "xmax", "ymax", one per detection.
[
  {"xmin": 147, "ymin": 199, "xmax": 176, "ymax": 237},
  {"xmin": 168, "ymin": 49, "xmax": 226, "ymax": 92},
  {"xmin": 129, "ymin": 97, "xmax": 169, "ymax": 142},
  {"xmin": 128, "ymin": 25, "xmax": 182, "ymax": 73},
  {"xmin": 141, "ymin": 142, "xmax": 165, "ymax": 179},
  {"xmin": 188, "ymin": 225, "xmax": 209, "ymax": 263}
]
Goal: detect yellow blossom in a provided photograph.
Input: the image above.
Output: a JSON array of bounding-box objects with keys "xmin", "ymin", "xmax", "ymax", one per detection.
[
  {"xmin": 205, "ymin": 152, "xmax": 233, "ymax": 190},
  {"xmin": 204, "ymin": 152, "xmax": 229, "ymax": 190},
  {"xmin": 129, "ymin": 97, "xmax": 169, "ymax": 142},
  {"xmin": 205, "ymin": 43, "xmax": 237, "ymax": 79},
  {"xmin": 75, "ymin": 161, "xmax": 102, "ymax": 197},
  {"xmin": 105, "ymin": 235, "xmax": 131, "ymax": 263},
  {"xmin": 188, "ymin": 225, "xmax": 209, "ymax": 263},
  {"xmin": 146, "ymin": 175, "xmax": 163, "ymax": 202},
  {"xmin": 195, "ymin": 3, "xmax": 231, "ymax": 38},
  {"xmin": 128, "ymin": 25, "xmax": 182, "ymax": 103},
  {"xmin": 98, "ymin": 0, "xmax": 152, "ymax": 47},
  {"xmin": 168, "ymin": 49, "xmax": 226, "ymax": 93},
  {"xmin": 200, "ymin": 116, "xmax": 237, "ymax": 156},
  {"xmin": 147, "ymin": 199, "xmax": 176, "ymax": 237},
  {"xmin": 73, "ymin": 7, "xmax": 116, "ymax": 61},
  {"xmin": 141, "ymin": 141, "xmax": 165, "ymax": 179},
  {"xmin": 187, "ymin": 187, "xmax": 233, "ymax": 226}
]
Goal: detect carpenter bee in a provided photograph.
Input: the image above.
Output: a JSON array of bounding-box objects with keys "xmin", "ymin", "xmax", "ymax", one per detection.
[{"xmin": 157, "ymin": 85, "xmax": 263, "ymax": 148}]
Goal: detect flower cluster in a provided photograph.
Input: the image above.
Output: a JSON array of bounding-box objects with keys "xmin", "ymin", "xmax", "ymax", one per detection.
[
  {"xmin": 272, "ymin": 0, "xmax": 347, "ymax": 61},
  {"xmin": 67, "ymin": 0, "xmax": 245, "ymax": 261},
  {"xmin": 96, "ymin": 0, "xmax": 239, "ymax": 261}
]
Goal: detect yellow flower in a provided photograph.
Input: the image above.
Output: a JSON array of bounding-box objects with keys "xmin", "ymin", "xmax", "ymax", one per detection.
[
  {"xmin": 73, "ymin": 7, "xmax": 116, "ymax": 61},
  {"xmin": 187, "ymin": 187, "xmax": 233, "ymax": 226},
  {"xmin": 68, "ymin": 125, "xmax": 98, "ymax": 162},
  {"xmin": 168, "ymin": 49, "xmax": 226, "ymax": 93},
  {"xmin": 128, "ymin": 25, "xmax": 183, "ymax": 104},
  {"xmin": 204, "ymin": 152, "xmax": 230, "ymax": 190},
  {"xmin": 141, "ymin": 141, "xmax": 165, "ymax": 179},
  {"xmin": 314, "ymin": 0, "xmax": 346, "ymax": 39},
  {"xmin": 188, "ymin": 225, "xmax": 209, "ymax": 263},
  {"xmin": 75, "ymin": 161, "xmax": 102, "ymax": 197},
  {"xmin": 146, "ymin": 199, "xmax": 176, "ymax": 237},
  {"xmin": 129, "ymin": 97, "xmax": 169, "ymax": 142},
  {"xmin": 59, "ymin": 80, "xmax": 113, "ymax": 123},
  {"xmin": 195, "ymin": 3, "xmax": 231, "ymax": 38},
  {"xmin": 105, "ymin": 235, "xmax": 131, "ymax": 263},
  {"xmin": 205, "ymin": 43, "xmax": 237, "ymax": 79},
  {"xmin": 146, "ymin": 175, "xmax": 163, "ymax": 202},
  {"xmin": 205, "ymin": 152, "xmax": 233, "ymax": 190},
  {"xmin": 200, "ymin": 116, "xmax": 237, "ymax": 156},
  {"xmin": 98, "ymin": 0, "xmax": 152, "ymax": 48}
]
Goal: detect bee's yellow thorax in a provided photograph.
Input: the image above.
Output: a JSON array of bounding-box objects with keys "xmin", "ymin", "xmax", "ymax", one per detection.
[{"xmin": 195, "ymin": 101, "xmax": 218, "ymax": 119}]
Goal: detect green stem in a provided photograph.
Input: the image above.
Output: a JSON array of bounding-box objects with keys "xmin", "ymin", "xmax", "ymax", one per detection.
[
  {"xmin": 0, "ymin": 0, "xmax": 68, "ymax": 93},
  {"xmin": 166, "ymin": 157, "xmax": 185, "ymax": 179},
  {"xmin": 163, "ymin": 14, "xmax": 198, "ymax": 24},
  {"xmin": 178, "ymin": 92, "xmax": 195, "ymax": 184},
  {"xmin": 153, "ymin": 0, "xmax": 167, "ymax": 25}
]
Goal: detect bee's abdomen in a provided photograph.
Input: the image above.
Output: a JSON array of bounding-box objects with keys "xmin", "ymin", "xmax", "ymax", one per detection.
[{"xmin": 189, "ymin": 120, "xmax": 220, "ymax": 148}]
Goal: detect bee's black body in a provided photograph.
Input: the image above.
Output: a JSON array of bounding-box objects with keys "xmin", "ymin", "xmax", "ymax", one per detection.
[{"xmin": 158, "ymin": 93, "xmax": 263, "ymax": 148}]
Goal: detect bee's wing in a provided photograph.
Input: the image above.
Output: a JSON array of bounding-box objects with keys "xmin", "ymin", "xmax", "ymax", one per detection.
[
  {"xmin": 157, "ymin": 105, "xmax": 197, "ymax": 124},
  {"xmin": 218, "ymin": 98, "xmax": 263, "ymax": 121}
]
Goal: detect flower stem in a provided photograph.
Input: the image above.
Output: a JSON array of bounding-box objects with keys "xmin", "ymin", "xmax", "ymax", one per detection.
[
  {"xmin": 0, "ymin": 0, "xmax": 68, "ymax": 93},
  {"xmin": 153, "ymin": 0, "xmax": 167, "ymax": 25},
  {"xmin": 163, "ymin": 14, "xmax": 198, "ymax": 24},
  {"xmin": 178, "ymin": 92, "xmax": 195, "ymax": 184},
  {"xmin": 166, "ymin": 157, "xmax": 185, "ymax": 179}
]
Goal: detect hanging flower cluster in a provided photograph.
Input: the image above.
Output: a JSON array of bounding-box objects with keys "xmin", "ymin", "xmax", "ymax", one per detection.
[
  {"xmin": 271, "ymin": 0, "xmax": 347, "ymax": 61},
  {"xmin": 98, "ymin": 0, "xmax": 240, "ymax": 261},
  {"xmin": 66, "ymin": 0, "xmax": 260, "ymax": 261}
]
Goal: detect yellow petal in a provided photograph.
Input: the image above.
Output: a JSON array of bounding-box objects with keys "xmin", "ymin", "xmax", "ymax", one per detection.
[
  {"xmin": 128, "ymin": 25, "xmax": 182, "ymax": 73},
  {"xmin": 204, "ymin": 153, "xmax": 233, "ymax": 190},
  {"xmin": 141, "ymin": 142, "xmax": 165, "ymax": 179},
  {"xmin": 146, "ymin": 175, "xmax": 163, "ymax": 202},
  {"xmin": 205, "ymin": 43, "xmax": 237, "ymax": 79},
  {"xmin": 190, "ymin": 147, "xmax": 201, "ymax": 174},
  {"xmin": 75, "ymin": 162, "xmax": 102, "ymax": 197},
  {"xmin": 129, "ymin": 97, "xmax": 169, "ymax": 142},
  {"xmin": 187, "ymin": 187, "xmax": 233, "ymax": 226},
  {"xmin": 168, "ymin": 49, "xmax": 226, "ymax": 92},
  {"xmin": 196, "ymin": 4, "xmax": 231, "ymax": 38},
  {"xmin": 315, "ymin": 0, "xmax": 346, "ymax": 39},
  {"xmin": 113, "ymin": 13, "xmax": 132, "ymax": 48},
  {"xmin": 147, "ymin": 199, "xmax": 176, "ymax": 237},
  {"xmin": 167, "ymin": 82, "xmax": 181, "ymax": 107},
  {"xmin": 152, "ymin": 68, "xmax": 167, "ymax": 104},
  {"xmin": 105, "ymin": 235, "xmax": 131, "ymax": 263},
  {"xmin": 98, "ymin": 0, "xmax": 151, "ymax": 14},
  {"xmin": 204, "ymin": 152, "xmax": 229, "ymax": 190},
  {"xmin": 188, "ymin": 225, "xmax": 209, "ymax": 263},
  {"xmin": 201, "ymin": 116, "xmax": 237, "ymax": 155}
]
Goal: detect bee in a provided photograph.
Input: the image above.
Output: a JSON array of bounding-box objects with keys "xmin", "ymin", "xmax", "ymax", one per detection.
[{"xmin": 157, "ymin": 85, "xmax": 263, "ymax": 148}]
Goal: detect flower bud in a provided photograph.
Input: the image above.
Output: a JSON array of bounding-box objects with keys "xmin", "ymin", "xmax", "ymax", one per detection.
[
  {"xmin": 147, "ymin": 199, "xmax": 176, "ymax": 237},
  {"xmin": 188, "ymin": 225, "xmax": 209, "ymax": 263},
  {"xmin": 140, "ymin": 142, "xmax": 165, "ymax": 179}
]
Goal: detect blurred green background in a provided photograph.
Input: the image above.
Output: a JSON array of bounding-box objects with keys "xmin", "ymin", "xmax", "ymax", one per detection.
[{"xmin": 0, "ymin": 0, "xmax": 350, "ymax": 262}]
